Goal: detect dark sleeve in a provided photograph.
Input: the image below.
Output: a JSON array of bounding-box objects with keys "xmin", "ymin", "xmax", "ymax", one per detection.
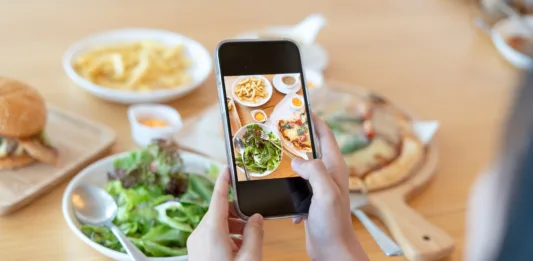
[{"xmin": 493, "ymin": 70, "xmax": 533, "ymax": 261}]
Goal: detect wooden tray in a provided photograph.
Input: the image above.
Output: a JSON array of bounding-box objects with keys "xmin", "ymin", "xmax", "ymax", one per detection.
[
  {"xmin": 0, "ymin": 105, "xmax": 116, "ymax": 216},
  {"xmin": 365, "ymin": 142, "xmax": 455, "ymax": 261}
]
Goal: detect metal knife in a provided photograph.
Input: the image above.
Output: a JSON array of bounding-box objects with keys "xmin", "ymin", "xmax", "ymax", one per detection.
[{"xmin": 349, "ymin": 192, "xmax": 403, "ymax": 256}]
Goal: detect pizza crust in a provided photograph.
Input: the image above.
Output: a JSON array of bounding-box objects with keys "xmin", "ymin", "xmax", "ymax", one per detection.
[{"xmin": 357, "ymin": 136, "xmax": 423, "ymax": 191}]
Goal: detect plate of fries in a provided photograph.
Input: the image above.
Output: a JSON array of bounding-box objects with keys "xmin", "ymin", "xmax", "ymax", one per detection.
[
  {"xmin": 63, "ymin": 28, "xmax": 212, "ymax": 104},
  {"xmin": 231, "ymin": 75, "xmax": 273, "ymax": 107}
]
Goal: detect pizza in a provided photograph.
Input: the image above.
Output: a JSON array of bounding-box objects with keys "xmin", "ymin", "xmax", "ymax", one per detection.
[
  {"xmin": 315, "ymin": 89, "xmax": 426, "ymax": 192},
  {"xmin": 277, "ymin": 111, "xmax": 312, "ymax": 152}
]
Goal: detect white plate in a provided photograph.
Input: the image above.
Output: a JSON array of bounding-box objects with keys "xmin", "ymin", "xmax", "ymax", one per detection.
[
  {"xmin": 234, "ymin": 123, "xmax": 282, "ymax": 177},
  {"xmin": 231, "ymin": 75, "xmax": 273, "ymax": 107},
  {"xmin": 492, "ymin": 16, "xmax": 533, "ymax": 69},
  {"xmin": 63, "ymin": 28, "xmax": 212, "ymax": 104},
  {"xmin": 272, "ymin": 73, "xmax": 301, "ymax": 94},
  {"xmin": 62, "ymin": 150, "xmax": 222, "ymax": 261},
  {"xmin": 236, "ymin": 28, "xmax": 329, "ymax": 72}
]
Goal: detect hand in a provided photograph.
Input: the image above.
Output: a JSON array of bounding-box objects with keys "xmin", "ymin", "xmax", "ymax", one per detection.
[
  {"xmin": 187, "ymin": 168, "xmax": 264, "ymax": 261},
  {"xmin": 291, "ymin": 114, "xmax": 369, "ymax": 261}
]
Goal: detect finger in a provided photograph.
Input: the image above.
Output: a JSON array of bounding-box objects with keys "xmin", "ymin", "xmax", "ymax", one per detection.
[
  {"xmin": 229, "ymin": 218, "xmax": 246, "ymax": 235},
  {"xmin": 291, "ymin": 159, "xmax": 339, "ymax": 202},
  {"xmin": 205, "ymin": 167, "xmax": 230, "ymax": 223},
  {"xmin": 237, "ymin": 214, "xmax": 264, "ymax": 260},
  {"xmin": 292, "ymin": 217, "xmax": 303, "ymax": 224},
  {"xmin": 311, "ymin": 114, "xmax": 349, "ymax": 190}
]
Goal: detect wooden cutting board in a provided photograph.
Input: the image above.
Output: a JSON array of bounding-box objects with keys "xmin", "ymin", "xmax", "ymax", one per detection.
[
  {"xmin": 365, "ymin": 142, "xmax": 455, "ymax": 261},
  {"xmin": 0, "ymin": 105, "xmax": 116, "ymax": 216}
]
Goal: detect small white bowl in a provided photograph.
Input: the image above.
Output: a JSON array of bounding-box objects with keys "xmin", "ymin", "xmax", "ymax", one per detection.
[
  {"xmin": 303, "ymin": 69, "xmax": 324, "ymax": 90},
  {"xmin": 289, "ymin": 95, "xmax": 304, "ymax": 110},
  {"xmin": 492, "ymin": 16, "xmax": 533, "ymax": 69},
  {"xmin": 63, "ymin": 28, "xmax": 212, "ymax": 104},
  {"xmin": 250, "ymin": 110, "xmax": 267, "ymax": 123},
  {"xmin": 128, "ymin": 104, "xmax": 183, "ymax": 147}
]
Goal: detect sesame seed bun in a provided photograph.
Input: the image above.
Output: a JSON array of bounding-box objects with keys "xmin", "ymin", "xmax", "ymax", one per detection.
[{"xmin": 0, "ymin": 78, "xmax": 47, "ymax": 138}]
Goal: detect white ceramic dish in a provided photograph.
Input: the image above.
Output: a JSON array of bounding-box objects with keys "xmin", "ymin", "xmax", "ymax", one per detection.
[
  {"xmin": 127, "ymin": 104, "xmax": 183, "ymax": 147},
  {"xmin": 231, "ymin": 75, "xmax": 273, "ymax": 107},
  {"xmin": 289, "ymin": 95, "xmax": 304, "ymax": 111},
  {"xmin": 272, "ymin": 73, "xmax": 301, "ymax": 94},
  {"xmin": 250, "ymin": 109, "xmax": 267, "ymax": 123},
  {"xmin": 63, "ymin": 28, "xmax": 212, "ymax": 104},
  {"xmin": 491, "ymin": 16, "xmax": 533, "ymax": 69},
  {"xmin": 62, "ymin": 150, "xmax": 222, "ymax": 261},
  {"xmin": 303, "ymin": 69, "xmax": 324, "ymax": 89},
  {"xmin": 234, "ymin": 123, "xmax": 282, "ymax": 177}
]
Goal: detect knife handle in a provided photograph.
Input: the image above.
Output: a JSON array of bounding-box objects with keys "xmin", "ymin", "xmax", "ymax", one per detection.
[
  {"xmin": 352, "ymin": 208, "xmax": 403, "ymax": 256},
  {"xmin": 370, "ymin": 195, "xmax": 454, "ymax": 261}
]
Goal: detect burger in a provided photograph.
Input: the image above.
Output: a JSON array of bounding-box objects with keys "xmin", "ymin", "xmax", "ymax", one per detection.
[{"xmin": 0, "ymin": 77, "xmax": 57, "ymax": 170}]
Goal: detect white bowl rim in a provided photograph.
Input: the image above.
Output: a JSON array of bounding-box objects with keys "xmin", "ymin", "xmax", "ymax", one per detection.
[
  {"xmin": 491, "ymin": 16, "xmax": 533, "ymax": 68},
  {"xmin": 62, "ymin": 28, "xmax": 212, "ymax": 100},
  {"xmin": 233, "ymin": 122, "xmax": 283, "ymax": 177},
  {"xmin": 62, "ymin": 150, "xmax": 220, "ymax": 261}
]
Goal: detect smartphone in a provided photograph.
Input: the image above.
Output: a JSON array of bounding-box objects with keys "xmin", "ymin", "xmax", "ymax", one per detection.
[{"xmin": 215, "ymin": 39, "xmax": 318, "ymax": 219}]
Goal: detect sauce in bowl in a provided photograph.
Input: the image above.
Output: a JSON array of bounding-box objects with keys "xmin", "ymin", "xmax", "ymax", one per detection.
[{"xmin": 138, "ymin": 118, "xmax": 169, "ymax": 128}]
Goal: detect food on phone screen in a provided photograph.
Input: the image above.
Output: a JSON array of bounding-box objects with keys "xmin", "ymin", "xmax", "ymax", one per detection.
[
  {"xmin": 282, "ymin": 75, "xmax": 296, "ymax": 85},
  {"xmin": 253, "ymin": 111, "xmax": 266, "ymax": 122},
  {"xmin": 291, "ymin": 96, "xmax": 303, "ymax": 110},
  {"xmin": 73, "ymin": 41, "xmax": 192, "ymax": 91},
  {"xmin": 278, "ymin": 112, "xmax": 312, "ymax": 152},
  {"xmin": 81, "ymin": 139, "xmax": 221, "ymax": 257},
  {"xmin": 234, "ymin": 76, "xmax": 268, "ymax": 103},
  {"xmin": 138, "ymin": 118, "xmax": 169, "ymax": 128},
  {"xmin": 236, "ymin": 124, "xmax": 281, "ymax": 174},
  {"xmin": 0, "ymin": 78, "xmax": 58, "ymax": 169}
]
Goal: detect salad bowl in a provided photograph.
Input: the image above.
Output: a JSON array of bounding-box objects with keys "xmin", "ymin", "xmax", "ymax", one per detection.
[
  {"xmin": 62, "ymin": 148, "xmax": 222, "ymax": 261},
  {"xmin": 234, "ymin": 123, "xmax": 283, "ymax": 177}
]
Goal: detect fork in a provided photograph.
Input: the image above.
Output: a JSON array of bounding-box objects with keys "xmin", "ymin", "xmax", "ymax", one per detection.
[{"xmin": 260, "ymin": 131, "xmax": 295, "ymax": 159}]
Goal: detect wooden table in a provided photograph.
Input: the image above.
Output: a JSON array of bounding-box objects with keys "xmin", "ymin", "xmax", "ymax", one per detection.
[{"xmin": 0, "ymin": 0, "xmax": 519, "ymax": 260}]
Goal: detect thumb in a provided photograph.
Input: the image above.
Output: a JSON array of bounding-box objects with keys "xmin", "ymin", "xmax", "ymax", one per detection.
[
  {"xmin": 291, "ymin": 158, "xmax": 337, "ymax": 197},
  {"xmin": 237, "ymin": 214, "xmax": 264, "ymax": 261}
]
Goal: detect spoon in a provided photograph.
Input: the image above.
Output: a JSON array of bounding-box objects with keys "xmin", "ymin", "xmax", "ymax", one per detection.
[
  {"xmin": 233, "ymin": 137, "xmax": 251, "ymax": 181},
  {"xmin": 71, "ymin": 185, "xmax": 148, "ymax": 261}
]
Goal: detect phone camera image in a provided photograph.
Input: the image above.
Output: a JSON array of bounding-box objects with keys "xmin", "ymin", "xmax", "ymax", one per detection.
[{"xmin": 224, "ymin": 73, "xmax": 313, "ymax": 182}]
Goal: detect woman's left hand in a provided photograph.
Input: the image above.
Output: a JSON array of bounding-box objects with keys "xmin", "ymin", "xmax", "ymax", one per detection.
[{"xmin": 187, "ymin": 168, "xmax": 264, "ymax": 261}]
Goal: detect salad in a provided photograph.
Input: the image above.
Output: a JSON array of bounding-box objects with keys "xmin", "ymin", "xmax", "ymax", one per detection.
[
  {"xmin": 236, "ymin": 124, "xmax": 282, "ymax": 174},
  {"xmin": 80, "ymin": 140, "xmax": 220, "ymax": 257}
]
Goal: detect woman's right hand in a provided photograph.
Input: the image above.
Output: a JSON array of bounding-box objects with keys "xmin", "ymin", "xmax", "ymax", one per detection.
[{"xmin": 291, "ymin": 115, "xmax": 369, "ymax": 261}]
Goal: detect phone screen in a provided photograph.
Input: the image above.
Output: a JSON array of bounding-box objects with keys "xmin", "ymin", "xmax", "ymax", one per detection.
[{"xmin": 216, "ymin": 40, "xmax": 314, "ymax": 218}]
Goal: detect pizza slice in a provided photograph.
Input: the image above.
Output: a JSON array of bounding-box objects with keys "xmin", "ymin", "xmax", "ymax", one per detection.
[{"xmin": 277, "ymin": 112, "xmax": 312, "ymax": 152}]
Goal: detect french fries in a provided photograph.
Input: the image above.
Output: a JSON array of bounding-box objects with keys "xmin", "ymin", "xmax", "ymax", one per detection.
[
  {"xmin": 234, "ymin": 76, "xmax": 268, "ymax": 103},
  {"xmin": 73, "ymin": 40, "xmax": 191, "ymax": 91}
]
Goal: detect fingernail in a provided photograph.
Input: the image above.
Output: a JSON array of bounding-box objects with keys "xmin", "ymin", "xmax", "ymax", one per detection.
[
  {"xmin": 250, "ymin": 213, "xmax": 264, "ymax": 226},
  {"xmin": 291, "ymin": 158, "xmax": 304, "ymax": 170}
]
